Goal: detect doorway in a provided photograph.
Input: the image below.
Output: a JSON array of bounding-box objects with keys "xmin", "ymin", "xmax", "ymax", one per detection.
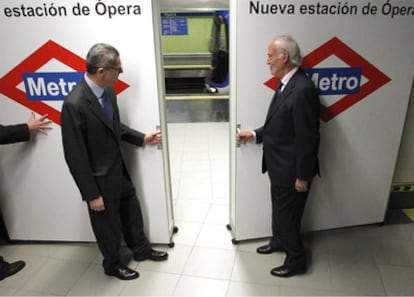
[{"xmin": 159, "ymin": 0, "xmax": 231, "ymax": 245}]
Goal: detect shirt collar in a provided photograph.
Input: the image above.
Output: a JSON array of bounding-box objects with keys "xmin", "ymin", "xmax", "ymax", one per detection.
[
  {"xmin": 280, "ymin": 66, "xmax": 299, "ymax": 87},
  {"xmin": 84, "ymin": 73, "xmax": 105, "ymax": 98}
]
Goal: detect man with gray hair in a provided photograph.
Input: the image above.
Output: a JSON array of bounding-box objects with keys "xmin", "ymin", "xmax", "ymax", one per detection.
[
  {"xmin": 61, "ymin": 43, "xmax": 168, "ymax": 280},
  {"xmin": 238, "ymin": 35, "xmax": 320, "ymax": 277}
]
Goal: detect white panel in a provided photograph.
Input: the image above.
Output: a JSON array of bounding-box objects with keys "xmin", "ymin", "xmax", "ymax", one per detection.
[
  {"xmin": 0, "ymin": 0, "xmax": 173, "ymax": 243},
  {"xmin": 230, "ymin": 0, "xmax": 414, "ymax": 240}
]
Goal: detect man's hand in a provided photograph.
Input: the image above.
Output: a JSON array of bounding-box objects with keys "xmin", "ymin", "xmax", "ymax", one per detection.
[
  {"xmin": 89, "ymin": 196, "xmax": 105, "ymax": 212},
  {"xmin": 237, "ymin": 130, "xmax": 255, "ymax": 144},
  {"xmin": 295, "ymin": 179, "xmax": 309, "ymax": 192},
  {"xmin": 144, "ymin": 131, "xmax": 162, "ymax": 145},
  {"xmin": 27, "ymin": 112, "xmax": 52, "ymax": 135}
]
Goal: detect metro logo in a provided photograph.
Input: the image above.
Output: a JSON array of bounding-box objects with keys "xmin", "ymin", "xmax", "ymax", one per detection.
[
  {"xmin": 0, "ymin": 40, "xmax": 129, "ymax": 125},
  {"xmin": 23, "ymin": 72, "xmax": 84, "ymax": 101},
  {"xmin": 304, "ymin": 67, "xmax": 362, "ymax": 95},
  {"xmin": 265, "ymin": 37, "xmax": 391, "ymax": 122}
]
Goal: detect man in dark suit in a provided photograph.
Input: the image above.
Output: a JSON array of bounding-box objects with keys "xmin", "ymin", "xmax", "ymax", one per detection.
[
  {"xmin": 0, "ymin": 112, "xmax": 51, "ymax": 281},
  {"xmin": 60, "ymin": 43, "xmax": 168, "ymax": 281},
  {"xmin": 238, "ymin": 35, "xmax": 320, "ymax": 277}
]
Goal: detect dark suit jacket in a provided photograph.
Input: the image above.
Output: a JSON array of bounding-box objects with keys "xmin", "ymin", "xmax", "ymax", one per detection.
[
  {"xmin": 255, "ymin": 69, "xmax": 320, "ymax": 187},
  {"xmin": 0, "ymin": 124, "xmax": 30, "ymax": 145},
  {"xmin": 61, "ymin": 78, "xmax": 145, "ymax": 202}
]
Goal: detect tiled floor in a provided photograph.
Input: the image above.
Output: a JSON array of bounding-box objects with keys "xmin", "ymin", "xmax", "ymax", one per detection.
[{"xmin": 1, "ymin": 122, "xmax": 414, "ymax": 296}]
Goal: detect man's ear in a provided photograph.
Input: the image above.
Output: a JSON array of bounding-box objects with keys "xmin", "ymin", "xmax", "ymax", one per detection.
[{"xmin": 282, "ymin": 52, "xmax": 289, "ymax": 63}]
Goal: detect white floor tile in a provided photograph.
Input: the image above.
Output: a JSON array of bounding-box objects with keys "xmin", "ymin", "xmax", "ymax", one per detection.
[
  {"xmin": 173, "ymin": 275, "xmax": 228, "ymax": 297},
  {"xmin": 273, "ymin": 252, "xmax": 332, "ymax": 291},
  {"xmin": 373, "ymin": 238, "xmax": 414, "ymax": 266},
  {"xmin": 0, "ymin": 286, "xmax": 17, "ymax": 295},
  {"xmin": 6, "ymin": 244, "xmax": 59, "ymax": 258},
  {"xmin": 378, "ymin": 264, "xmax": 414, "ymax": 296},
  {"xmin": 0, "ymin": 244, "xmax": 18, "ymax": 259},
  {"xmin": 227, "ymin": 281, "xmax": 280, "ymax": 296},
  {"xmin": 13, "ymin": 288, "xmax": 53, "ymax": 296},
  {"xmin": 119, "ymin": 270, "xmax": 179, "ymax": 296},
  {"xmin": 22, "ymin": 258, "xmax": 90, "ymax": 295},
  {"xmin": 171, "ymin": 221, "xmax": 203, "ymax": 246},
  {"xmin": 178, "ymin": 182, "xmax": 213, "ymax": 200},
  {"xmin": 280, "ymin": 285, "xmax": 344, "ymax": 296},
  {"xmin": 181, "ymin": 160, "xmax": 210, "ymax": 172},
  {"xmin": 0, "ymin": 254, "xmax": 48, "ymax": 290},
  {"xmin": 205, "ymin": 204, "xmax": 229, "ymax": 225},
  {"xmin": 403, "ymin": 222, "xmax": 414, "ymax": 242},
  {"xmin": 231, "ymin": 251, "xmax": 283, "ymax": 286},
  {"xmin": 329, "ymin": 251, "xmax": 387, "ymax": 295},
  {"xmin": 49, "ymin": 243, "xmax": 99, "ymax": 264},
  {"xmin": 182, "ymin": 151, "xmax": 210, "ymax": 161},
  {"xmin": 211, "ymin": 182, "xmax": 229, "ymax": 200},
  {"xmin": 209, "ymin": 149, "xmax": 229, "ymax": 160},
  {"xmin": 173, "ymin": 200, "xmax": 210, "ymax": 223},
  {"xmin": 137, "ymin": 243, "xmax": 192, "ymax": 274},
  {"xmin": 180, "ymin": 170, "xmax": 211, "ymax": 183},
  {"xmin": 210, "ymin": 159, "xmax": 229, "ymax": 173},
  {"xmin": 67, "ymin": 264, "xmax": 125, "ymax": 296},
  {"xmin": 195, "ymin": 224, "xmax": 236, "ymax": 250},
  {"xmin": 183, "ymin": 246, "xmax": 236, "ymax": 280}
]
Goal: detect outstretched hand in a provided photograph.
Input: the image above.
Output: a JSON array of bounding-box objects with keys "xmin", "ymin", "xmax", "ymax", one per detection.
[{"xmin": 27, "ymin": 112, "xmax": 52, "ymax": 135}]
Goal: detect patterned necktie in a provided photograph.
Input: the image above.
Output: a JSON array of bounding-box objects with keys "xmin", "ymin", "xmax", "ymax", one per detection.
[{"xmin": 101, "ymin": 91, "xmax": 113, "ymax": 124}]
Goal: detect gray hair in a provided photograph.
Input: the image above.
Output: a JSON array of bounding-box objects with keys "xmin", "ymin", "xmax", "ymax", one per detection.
[
  {"xmin": 86, "ymin": 43, "xmax": 120, "ymax": 74},
  {"xmin": 273, "ymin": 35, "xmax": 302, "ymax": 67}
]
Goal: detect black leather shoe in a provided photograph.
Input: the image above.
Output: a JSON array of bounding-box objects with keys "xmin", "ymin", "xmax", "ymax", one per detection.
[
  {"xmin": 0, "ymin": 260, "xmax": 25, "ymax": 281},
  {"xmin": 270, "ymin": 264, "xmax": 306, "ymax": 277},
  {"xmin": 134, "ymin": 249, "xmax": 168, "ymax": 262},
  {"xmin": 106, "ymin": 266, "xmax": 139, "ymax": 280},
  {"xmin": 256, "ymin": 244, "xmax": 284, "ymax": 254}
]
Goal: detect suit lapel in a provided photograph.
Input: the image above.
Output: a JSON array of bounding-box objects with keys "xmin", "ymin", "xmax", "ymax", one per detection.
[
  {"xmin": 264, "ymin": 70, "xmax": 305, "ymax": 125},
  {"xmin": 264, "ymin": 82, "xmax": 293, "ymax": 125}
]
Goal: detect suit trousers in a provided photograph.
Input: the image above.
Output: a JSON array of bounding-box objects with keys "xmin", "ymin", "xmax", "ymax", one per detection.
[
  {"xmin": 87, "ymin": 172, "xmax": 151, "ymax": 273},
  {"xmin": 270, "ymin": 184, "xmax": 308, "ymax": 267}
]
